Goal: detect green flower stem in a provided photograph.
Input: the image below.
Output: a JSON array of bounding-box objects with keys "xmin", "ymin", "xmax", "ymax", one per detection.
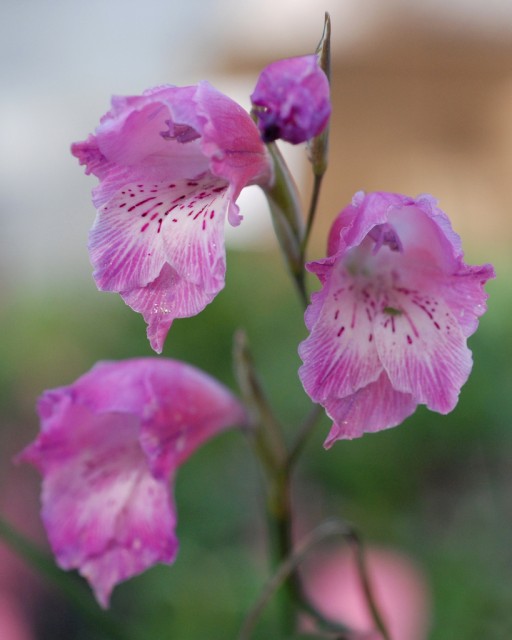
[
  {"xmin": 263, "ymin": 143, "xmax": 308, "ymax": 308},
  {"xmin": 235, "ymin": 324, "xmax": 392, "ymax": 638},
  {"xmin": 0, "ymin": 515, "xmax": 132, "ymax": 640},
  {"xmin": 238, "ymin": 520, "xmax": 357, "ymax": 640},
  {"xmin": 266, "ymin": 474, "xmax": 356, "ymax": 639},
  {"xmin": 233, "ymin": 330, "xmax": 295, "ymax": 633},
  {"xmin": 266, "ymin": 466, "xmax": 297, "ymax": 636},
  {"xmin": 353, "ymin": 536, "xmax": 392, "ymax": 640},
  {"xmin": 233, "ymin": 330, "xmax": 287, "ymax": 474},
  {"xmin": 302, "ymin": 12, "xmax": 331, "ymax": 261},
  {"xmin": 238, "ymin": 518, "xmax": 393, "ymax": 640},
  {"xmin": 287, "ymin": 404, "xmax": 323, "ymax": 470},
  {"xmin": 300, "ymin": 172, "xmax": 324, "ymax": 261}
]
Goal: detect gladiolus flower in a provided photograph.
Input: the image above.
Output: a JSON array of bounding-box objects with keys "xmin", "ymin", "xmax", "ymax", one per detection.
[
  {"xmin": 72, "ymin": 83, "xmax": 272, "ymax": 352},
  {"xmin": 251, "ymin": 55, "xmax": 331, "ymax": 144},
  {"xmin": 18, "ymin": 359, "xmax": 246, "ymax": 607},
  {"xmin": 299, "ymin": 191, "xmax": 495, "ymax": 445}
]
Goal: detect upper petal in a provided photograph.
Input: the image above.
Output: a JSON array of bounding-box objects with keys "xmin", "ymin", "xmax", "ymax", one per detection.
[
  {"xmin": 195, "ymin": 81, "xmax": 273, "ymax": 225},
  {"xmin": 326, "ymin": 191, "xmax": 413, "ymax": 257},
  {"xmin": 43, "ymin": 358, "xmax": 247, "ymax": 433},
  {"xmin": 72, "ymin": 86, "xmax": 210, "ymax": 208},
  {"xmin": 72, "ymin": 82, "xmax": 272, "ymax": 223},
  {"xmin": 327, "ymin": 191, "xmax": 483, "ymax": 278}
]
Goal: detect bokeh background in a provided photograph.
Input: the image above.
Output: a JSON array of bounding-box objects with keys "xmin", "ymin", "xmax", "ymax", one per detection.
[{"xmin": 1, "ymin": 1, "xmax": 511, "ymax": 638}]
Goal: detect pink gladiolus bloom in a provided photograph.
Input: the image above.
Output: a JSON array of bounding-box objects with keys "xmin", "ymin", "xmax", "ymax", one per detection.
[
  {"xmin": 299, "ymin": 191, "xmax": 495, "ymax": 445},
  {"xmin": 18, "ymin": 359, "xmax": 246, "ymax": 607},
  {"xmin": 251, "ymin": 55, "xmax": 331, "ymax": 144},
  {"xmin": 72, "ymin": 83, "xmax": 272, "ymax": 352}
]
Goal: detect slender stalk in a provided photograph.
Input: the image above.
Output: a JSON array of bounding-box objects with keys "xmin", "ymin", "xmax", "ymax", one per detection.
[
  {"xmin": 238, "ymin": 520, "xmax": 353, "ymax": 640},
  {"xmin": 301, "ymin": 12, "xmax": 331, "ymax": 262},
  {"xmin": 235, "ymin": 332, "xmax": 390, "ymax": 638},
  {"xmin": 0, "ymin": 515, "xmax": 131, "ymax": 640},
  {"xmin": 233, "ymin": 330, "xmax": 287, "ymax": 474},
  {"xmin": 353, "ymin": 537, "xmax": 392, "ymax": 640},
  {"xmin": 266, "ymin": 467, "xmax": 296, "ymax": 636},
  {"xmin": 287, "ymin": 404, "xmax": 323, "ymax": 470},
  {"xmin": 263, "ymin": 143, "xmax": 308, "ymax": 308},
  {"xmin": 238, "ymin": 518, "xmax": 392, "ymax": 640},
  {"xmin": 233, "ymin": 330, "xmax": 295, "ymax": 633},
  {"xmin": 301, "ymin": 172, "xmax": 324, "ymax": 260}
]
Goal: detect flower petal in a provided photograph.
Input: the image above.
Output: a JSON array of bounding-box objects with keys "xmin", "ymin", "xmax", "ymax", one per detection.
[
  {"xmin": 299, "ymin": 264, "xmax": 383, "ymax": 402},
  {"xmin": 72, "ymin": 86, "xmax": 210, "ymax": 208},
  {"xmin": 195, "ymin": 81, "xmax": 273, "ymax": 225},
  {"xmin": 440, "ymin": 263, "xmax": 495, "ymax": 337},
  {"xmin": 90, "ymin": 175, "xmax": 228, "ymax": 291},
  {"xmin": 88, "ymin": 176, "xmax": 229, "ymax": 352},
  {"xmin": 323, "ymin": 372, "xmax": 417, "ymax": 445},
  {"xmin": 374, "ymin": 287, "xmax": 472, "ymax": 413},
  {"xmin": 20, "ymin": 399, "xmax": 177, "ymax": 608},
  {"xmin": 326, "ymin": 192, "xmax": 413, "ymax": 257},
  {"xmin": 121, "ymin": 264, "xmax": 218, "ymax": 353},
  {"xmin": 138, "ymin": 360, "xmax": 247, "ymax": 478},
  {"xmin": 304, "ymin": 191, "xmax": 494, "ymax": 442}
]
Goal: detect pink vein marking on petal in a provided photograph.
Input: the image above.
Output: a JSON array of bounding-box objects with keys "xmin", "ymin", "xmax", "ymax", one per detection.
[
  {"xmin": 89, "ymin": 176, "xmax": 229, "ymax": 292},
  {"xmin": 375, "ymin": 287, "xmax": 473, "ymax": 413},
  {"xmin": 299, "ymin": 265, "xmax": 383, "ymax": 402}
]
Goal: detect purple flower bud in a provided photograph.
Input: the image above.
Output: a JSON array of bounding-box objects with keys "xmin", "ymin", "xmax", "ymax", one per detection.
[{"xmin": 251, "ymin": 55, "xmax": 331, "ymax": 145}]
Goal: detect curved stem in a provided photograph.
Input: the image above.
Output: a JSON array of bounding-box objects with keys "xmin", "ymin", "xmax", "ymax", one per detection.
[
  {"xmin": 287, "ymin": 404, "xmax": 323, "ymax": 470},
  {"xmin": 263, "ymin": 143, "xmax": 308, "ymax": 308},
  {"xmin": 354, "ymin": 539, "xmax": 392, "ymax": 640},
  {"xmin": 237, "ymin": 520, "xmax": 349, "ymax": 640},
  {"xmin": 237, "ymin": 518, "xmax": 392, "ymax": 640},
  {"xmin": 267, "ymin": 467, "xmax": 296, "ymax": 636},
  {"xmin": 301, "ymin": 172, "xmax": 324, "ymax": 261},
  {"xmin": 233, "ymin": 330, "xmax": 287, "ymax": 474}
]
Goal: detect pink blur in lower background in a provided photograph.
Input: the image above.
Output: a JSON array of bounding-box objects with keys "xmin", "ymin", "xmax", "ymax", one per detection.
[{"xmin": 303, "ymin": 546, "xmax": 431, "ymax": 640}]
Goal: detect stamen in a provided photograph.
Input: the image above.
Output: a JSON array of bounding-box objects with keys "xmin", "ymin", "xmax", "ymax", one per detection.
[
  {"xmin": 160, "ymin": 120, "xmax": 201, "ymax": 143},
  {"xmin": 368, "ymin": 223, "xmax": 403, "ymax": 254}
]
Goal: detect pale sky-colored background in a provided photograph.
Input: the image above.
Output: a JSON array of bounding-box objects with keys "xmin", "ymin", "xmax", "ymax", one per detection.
[{"xmin": 1, "ymin": 0, "xmax": 512, "ymax": 291}]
